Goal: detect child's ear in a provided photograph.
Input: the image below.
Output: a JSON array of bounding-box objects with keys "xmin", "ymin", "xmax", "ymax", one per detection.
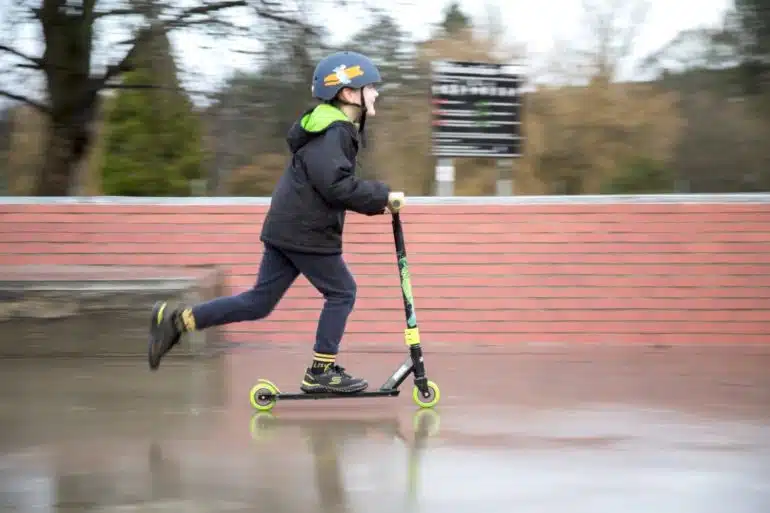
[
  {"xmin": 341, "ymin": 87, "xmax": 355, "ymax": 102},
  {"xmin": 339, "ymin": 87, "xmax": 361, "ymax": 104}
]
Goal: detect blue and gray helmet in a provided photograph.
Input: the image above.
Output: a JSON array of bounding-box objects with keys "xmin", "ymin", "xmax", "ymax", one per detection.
[{"xmin": 311, "ymin": 51, "xmax": 382, "ymax": 101}]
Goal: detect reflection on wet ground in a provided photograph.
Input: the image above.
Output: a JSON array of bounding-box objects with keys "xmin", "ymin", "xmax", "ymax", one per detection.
[{"xmin": 0, "ymin": 345, "xmax": 768, "ymax": 512}]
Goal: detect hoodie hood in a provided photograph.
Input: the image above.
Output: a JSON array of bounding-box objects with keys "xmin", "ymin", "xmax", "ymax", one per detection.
[{"xmin": 286, "ymin": 103, "xmax": 355, "ymax": 154}]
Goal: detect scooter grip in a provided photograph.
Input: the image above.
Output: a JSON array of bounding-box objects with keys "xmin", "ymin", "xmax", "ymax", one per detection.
[{"xmin": 388, "ymin": 193, "xmax": 405, "ymax": 212}]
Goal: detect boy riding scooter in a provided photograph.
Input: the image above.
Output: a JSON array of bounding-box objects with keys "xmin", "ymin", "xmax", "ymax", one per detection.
[{"xmin": 148, "ymin": 51, "xmax": 404, "ymax": 395}]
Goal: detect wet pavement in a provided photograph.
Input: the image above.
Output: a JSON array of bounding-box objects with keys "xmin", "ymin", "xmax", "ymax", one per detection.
[{"xmin": 1, "ymin": 345, "xmax": 769, "ymax": 512}]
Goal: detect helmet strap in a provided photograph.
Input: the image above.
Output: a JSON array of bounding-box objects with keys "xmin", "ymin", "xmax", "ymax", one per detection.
[{"xmin": 358, "ymin": 88, "xmax": 368, "ymax": 148}]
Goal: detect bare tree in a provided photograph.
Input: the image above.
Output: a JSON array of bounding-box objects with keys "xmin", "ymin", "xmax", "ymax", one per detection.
[
  {"xmin": 518, "ymin": 0, "xmax": 686, "ymax": 194},
  {"xmin": 543, "ymin": 0, "xmax": 650, "ymax": 83},
  {"xmin": 0, "ymin": 0, "xmax": 311, "ymax": 195}
]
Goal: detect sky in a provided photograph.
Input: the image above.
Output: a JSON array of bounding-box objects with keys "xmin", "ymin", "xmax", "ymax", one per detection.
[
  {"xmin": 170, "ymin": 0, "xmax": 733, "ymax": 91},
  {"xmin": 0, "ymin": 0, "xmax": 735, "ymax": 109}
]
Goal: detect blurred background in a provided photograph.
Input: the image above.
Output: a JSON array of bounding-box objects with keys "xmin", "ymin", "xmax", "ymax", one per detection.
[{"xmin": 0, "ymin": 0, "xmax": 768, "ymax": 199}]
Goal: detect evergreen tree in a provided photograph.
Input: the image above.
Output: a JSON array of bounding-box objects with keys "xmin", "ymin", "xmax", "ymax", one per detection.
[
  {"xmin": 99, "ymin": 31, "xmax": 206, "ymax": 196},
  {"xmin": 440, "ymin": 1, "xmax": 472, "ymax": 35}
]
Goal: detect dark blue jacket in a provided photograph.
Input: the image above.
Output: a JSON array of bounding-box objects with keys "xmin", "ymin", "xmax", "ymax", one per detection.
[{"xmin": 260, "ymin": 104, "xmax": 390, "ymax": 254}]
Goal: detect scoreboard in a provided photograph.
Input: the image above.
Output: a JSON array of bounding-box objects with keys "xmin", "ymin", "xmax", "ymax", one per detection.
[{"xmin": 430, "ymin": 60, "xmax": 523, "ymax": 158}]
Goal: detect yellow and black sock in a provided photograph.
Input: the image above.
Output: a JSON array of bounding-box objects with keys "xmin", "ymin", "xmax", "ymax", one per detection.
[
  {"xmin": 311, "ymin": 352, "xmax": 335, "ymax": 374},
  {"xmin": 173, "ymin": 307, "xmax": 197, "ymax": 333}
]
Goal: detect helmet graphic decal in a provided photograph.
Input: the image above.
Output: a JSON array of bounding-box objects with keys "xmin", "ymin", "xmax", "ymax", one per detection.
[{"xmin": 323, "ymin": 64, "xmax": 365, "ymax": 87}]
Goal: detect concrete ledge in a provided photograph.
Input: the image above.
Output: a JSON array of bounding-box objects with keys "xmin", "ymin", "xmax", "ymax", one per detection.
[{"xmin": 0, "ymin": 265, "xmax": 226, "ymax": 358}]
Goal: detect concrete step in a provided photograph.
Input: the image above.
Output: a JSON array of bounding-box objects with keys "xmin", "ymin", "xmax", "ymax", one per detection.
[{"xmin": 0, "ymin": 264, "xmax": 226, "ymax": 358}]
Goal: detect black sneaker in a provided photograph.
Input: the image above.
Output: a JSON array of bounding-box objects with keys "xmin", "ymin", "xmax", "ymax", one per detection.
[
  {"xmin": 148, "ymin": 301, "xmax": 182, "ymax": 371},
  {"xmin": 300, "ymin": 364, "xmax": 368, "ymax": 394}
]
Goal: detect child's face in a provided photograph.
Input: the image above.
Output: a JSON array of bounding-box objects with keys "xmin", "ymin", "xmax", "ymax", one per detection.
[
  {"xmin": 362, "ymin": 84, "xmax": 379, "ymax": 116},
  {"xmin": 340, "ymin": 85, "xmax": 379, "ymax": 118}
]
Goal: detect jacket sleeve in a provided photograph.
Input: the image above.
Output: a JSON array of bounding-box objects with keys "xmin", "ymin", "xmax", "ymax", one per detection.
[{"xmin": 304, "ymin": 126, "xmax": 391, "ymax": 215}]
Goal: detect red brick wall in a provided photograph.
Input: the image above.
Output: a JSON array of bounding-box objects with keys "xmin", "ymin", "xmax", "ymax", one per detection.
[{"xmin": 2, "ymin": 197, "xmax": 769, "ymax": 348}]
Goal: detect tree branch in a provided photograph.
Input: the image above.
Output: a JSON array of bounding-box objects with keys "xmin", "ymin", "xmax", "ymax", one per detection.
[
  {"xmin": 102, "ymin": 83, "xmax": 211, "ymax": 95},
  {"xmin": 94, "ymin": 8, "xmax": 139, "ymax": 19},
  {"xmin": 252, "ymin": 8, "xmax": 316, "ymax": 32},
  {"xmin": 98, "ymin": 1, "xmax": 252, "ymax": 87},
  {"xmin": 174, "ymin": 0, "xmax": 248, "ymax": 21},
  {"xmin": 0, "ymin": 44, "xmax": 44, "ymax": 69},
  {"xmin": 27, "ymin": 5, "xmax": 42, "ymax": 20},
  {"xmin": 97, "ymin": 0, "xmax": 312, "ymax": 89},
  {"xmin": 0, "ymin": 89, "xmax": 50, "ymax": 114}
]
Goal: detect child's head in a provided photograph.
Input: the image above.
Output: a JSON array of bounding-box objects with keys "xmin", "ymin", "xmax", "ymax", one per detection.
[
  {"xmin": 335, "ymin": 83, "xmax": 379, "ymax": 117},
  {"xmin": 311, "ymin": 51, "xmax": 382, "ymax": 122}
]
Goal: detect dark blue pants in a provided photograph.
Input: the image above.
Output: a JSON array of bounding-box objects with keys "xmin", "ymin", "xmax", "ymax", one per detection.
[{"xmin": 190, "ymin": 243, "xmax": 356, "ymax": 355}]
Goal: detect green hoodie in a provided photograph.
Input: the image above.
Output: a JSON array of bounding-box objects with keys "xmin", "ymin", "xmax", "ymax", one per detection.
[{"xmin": 300, "ymin": 103, "xmax": 353, "ymax": 133}]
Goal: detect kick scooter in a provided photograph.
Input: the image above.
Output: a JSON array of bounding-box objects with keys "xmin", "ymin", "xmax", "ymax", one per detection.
[{"xmin": 248, "ymin": 194, "xmax": 441, "ymax": 411}]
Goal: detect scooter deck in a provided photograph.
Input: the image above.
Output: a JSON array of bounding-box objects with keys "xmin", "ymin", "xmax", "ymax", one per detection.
[{"xmin": 271, "ymin": 389, "xmax": 401, "ymax": 401}]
